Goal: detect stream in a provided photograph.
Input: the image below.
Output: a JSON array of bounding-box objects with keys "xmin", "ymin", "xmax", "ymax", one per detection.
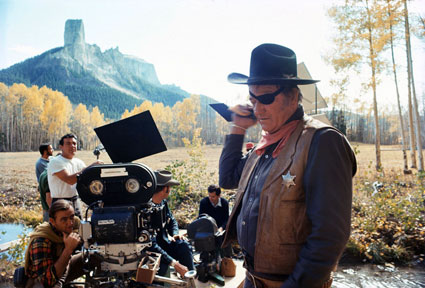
[{"xmin": 334, "ymin": 263, "xmax": 425, "ymax": 287}]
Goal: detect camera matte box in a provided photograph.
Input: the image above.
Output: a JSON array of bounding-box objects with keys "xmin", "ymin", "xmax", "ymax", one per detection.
[{"xmin": 94, "ymin": 111, "xmax": 167, "ymax": 163}]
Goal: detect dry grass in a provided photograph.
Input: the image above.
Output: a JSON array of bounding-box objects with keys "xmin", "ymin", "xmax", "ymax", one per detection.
[
  {"xmin": 0, "ymin": 146, "xmax": 223, "ymax": 224},
  {"xmin": 0, "ymin": 142, "xmax": 422, "ymax": 225},
  {"xmin": 0, "ymin": 143, "xmax": 415, "ymax": 207}
]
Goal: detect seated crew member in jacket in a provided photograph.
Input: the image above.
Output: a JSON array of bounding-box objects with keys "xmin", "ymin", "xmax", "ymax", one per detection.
[
  {"xmin": 199, "ymin": 184, "xmax": 232, "ymax": 258},
  {"xmin": 149, "ymin": 170, "xmax": 195, "ymax": 278},
  {"xmin": 24, "ymin": 200, "xmax": 86, "ymax": 287},
  {"xmin": 219, "ymin": 44, "xmax": 357, "ymax": 288},
  {"xmin": 199, "ymin": 184, "xmax": 229, "ymax": 232}
]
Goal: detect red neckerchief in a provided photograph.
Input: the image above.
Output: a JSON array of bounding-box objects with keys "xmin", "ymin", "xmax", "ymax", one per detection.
[{"xmin": 255, "ymin": 120, "xmax": 300, "ymax": 158}]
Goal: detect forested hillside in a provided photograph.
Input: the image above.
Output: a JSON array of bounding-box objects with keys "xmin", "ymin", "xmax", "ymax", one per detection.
[
  {"xmin": 0, "ymin": 48, "xmax": 190, "ymax": 119},
  {"xmin": 0, "ymin": 82, "xmax": 260, "ymax": 152}
]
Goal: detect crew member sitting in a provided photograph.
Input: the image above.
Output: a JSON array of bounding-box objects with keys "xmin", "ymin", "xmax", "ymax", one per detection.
[
  {"xmin": 24, "ymin": 200, "xmax": 86, "ymax": 287},
  {"xmin": 199, "ymin": 184, "xmax": 232, "ymax": 258},
  {"xmin": 199, "ymin": 184, "xmax": 229, "ymax": 232},
  {"xmin": 149, "ymin": 170, "xmax": 195, "ymax": 278}
]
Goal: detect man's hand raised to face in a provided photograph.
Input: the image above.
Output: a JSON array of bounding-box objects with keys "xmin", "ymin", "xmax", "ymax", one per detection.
[{"xmin": 63, "ymin": 232, "xmax": 80, "ymax": 253}]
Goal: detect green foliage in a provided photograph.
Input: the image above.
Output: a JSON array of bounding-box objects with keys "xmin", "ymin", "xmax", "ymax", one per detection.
[
  {"xmin": 165, "ymin": 128, "xmax": 217, "ymax": 226},
  {"xmin": 349, "ymin": 169, "xmax": 425, "ymax": 264},
  {"xmin": 6, "ymin": 230, "xmax": 30, "ymax": 265},
  {"xmin": 0, "ymin": 230, "xmax": 29, "ymax": 283}
]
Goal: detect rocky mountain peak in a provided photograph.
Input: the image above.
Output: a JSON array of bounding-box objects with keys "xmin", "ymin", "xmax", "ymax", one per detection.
[{"xmin": 64, "ymin": 19, "xmax": 85, "ymax": 47}]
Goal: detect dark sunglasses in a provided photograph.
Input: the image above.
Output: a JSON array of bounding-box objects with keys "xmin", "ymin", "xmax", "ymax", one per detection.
[{"xmin": 249, "ymin": 87, "xmax": 285, "ymax": 105}]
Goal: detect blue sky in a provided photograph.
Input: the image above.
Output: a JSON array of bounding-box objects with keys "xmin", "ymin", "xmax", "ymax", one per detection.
[{"xmin": 1, "ymin": 0, "xmax": 424, "ymax": 110}]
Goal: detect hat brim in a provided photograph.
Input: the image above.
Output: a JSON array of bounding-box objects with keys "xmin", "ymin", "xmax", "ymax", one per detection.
[
  {"xmin": 228, "ymin": 73, "xmax": 319, "ymax": 85},
  {"xmin": 161, "ymin": 179, "xmax": 180, "ymax": 187}
]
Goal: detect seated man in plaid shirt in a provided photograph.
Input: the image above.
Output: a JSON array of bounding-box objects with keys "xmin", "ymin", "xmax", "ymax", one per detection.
[{"xmin": 24, "ymin": 200, "xmax": 90, "ymax": 287}]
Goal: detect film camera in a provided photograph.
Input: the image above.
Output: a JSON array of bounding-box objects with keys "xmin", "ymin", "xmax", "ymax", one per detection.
[
  {"xmin": 187, "ymin": 215, "xmax": 226, "ymax": 286},
  {"xmin": 74, "ymin": 111, "xmax": 196, "ymax": 288}
]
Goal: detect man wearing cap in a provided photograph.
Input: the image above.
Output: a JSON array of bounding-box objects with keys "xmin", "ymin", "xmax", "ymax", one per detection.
[
  {"xmin": 219, "ymin": 44, "xmax": 357, "ymax": 288},
  {"xmin": 149, "ymin": 170, "xmax": 195, "ymax": 278}
]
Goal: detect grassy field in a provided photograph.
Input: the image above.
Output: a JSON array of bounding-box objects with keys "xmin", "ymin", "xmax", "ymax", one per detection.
[
  {"xmin": 0, "ymin": 142, "xmax": 413, "ymax": 195},
  {"xmin": 0, "ymin": 142, "xmax": 422, "ymax": 224}
]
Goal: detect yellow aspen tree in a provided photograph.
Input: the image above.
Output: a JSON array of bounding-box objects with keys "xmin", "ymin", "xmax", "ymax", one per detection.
[
  {"xmin": 89, "ymin": 106, "xmax": 105, "ymax": 148},
  {"xmin": 150, "ymin": 102, "xmax": 173, "ymax": 144},
  {"xmin": 177, "ymin": 97, "xmax": 199, "ymax": 141},
  {"xmin": 39, "ymin": 89, "xmax": 72, "ymax": 145},
  {"xmin": 327, "ymin": 0, "xmax": 393, "ymax": 170},
  {"xmin": 22, "ymin": 85, "xmax": 43, "ymax": 150},
  {"xmin": 138, "ymin": 100, "xmax": 153, "ymax": 113},
  {"xmin": 72, "ymin": 103, "xmax": 91, "ymax": 149},
  {"xmin": 215, "ymin": 115, "xmax": 228, "ymax": 144},
  {"xmin": 121, "ymin": 109, "xmax": 132, "ymax": 119},
  {"xmin": 171, "ymin": 101, "xmax": 182, "ymax": 146},
  {"xmin": 7, "ymin": 83, "xmax": 27, "ymax": 151},
  {"xmin": 0, "ymin": 83, "xmax": 9, "ymax": 151}
]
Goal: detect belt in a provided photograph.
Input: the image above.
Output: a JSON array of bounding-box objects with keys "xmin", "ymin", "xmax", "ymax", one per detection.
[
  {"xmin": 246, "ymin": 271, "xmax": 284, "ymax": 288},
  {"xmin": 243, "ymin": 250, "xmax": 333, "ymax": 288}
]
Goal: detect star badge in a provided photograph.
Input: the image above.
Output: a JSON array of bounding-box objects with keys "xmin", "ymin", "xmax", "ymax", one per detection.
[{"xmin": 282, "ymin": 171, "xmax": 296, "ymax": 188}]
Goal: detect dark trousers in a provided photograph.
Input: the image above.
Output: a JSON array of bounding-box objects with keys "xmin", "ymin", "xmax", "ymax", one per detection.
[{"xmin": 157, "ymin": 239, "xmax": 194, "ymax": 276}]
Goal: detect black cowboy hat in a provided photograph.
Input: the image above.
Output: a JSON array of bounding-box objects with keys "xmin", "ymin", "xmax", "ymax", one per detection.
[
  {"xmin": 155, "ymin": 170, "xmax": 180, "ymax": 187},
  {"xmin": 228, "ymin": 43, "xmax": 319, "ymax": 85}
]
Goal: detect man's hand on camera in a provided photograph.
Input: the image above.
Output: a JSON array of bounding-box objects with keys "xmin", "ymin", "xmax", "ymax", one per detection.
[
  {"xmin": 90, "ymin": 160, "xmax": 104, "ymax": 166},
  {"xmin": 172, "ymin": 234, "xmax": 188, "ymax": 242}
]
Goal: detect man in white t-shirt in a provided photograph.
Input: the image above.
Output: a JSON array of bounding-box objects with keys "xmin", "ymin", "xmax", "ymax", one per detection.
[{"xmin": 48, "ymin": 133, "xmax": 101, "ymax": 218}]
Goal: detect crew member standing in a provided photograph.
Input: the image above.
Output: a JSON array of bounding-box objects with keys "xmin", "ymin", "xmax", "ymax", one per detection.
[
  {"xmin": 47, "ymin": 134, "xmax": 101, "ymax": 218},
  {"xmin": 35, "ymin": 143, "xmax": 53, "ymax": 222}
]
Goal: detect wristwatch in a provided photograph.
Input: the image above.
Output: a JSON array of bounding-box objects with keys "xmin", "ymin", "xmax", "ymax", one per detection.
[{"xmin": 171, "ymin": 259, "xmax": 178, "ymax": 267}]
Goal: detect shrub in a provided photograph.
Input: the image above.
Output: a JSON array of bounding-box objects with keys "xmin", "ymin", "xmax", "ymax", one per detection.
[
  {"xmin": 349, "ymin": 168, "xmax": 425, "ymax": 264},
  {"xmin": 165, "ymin": 128, "xmax": 217, "ymax": 227}
]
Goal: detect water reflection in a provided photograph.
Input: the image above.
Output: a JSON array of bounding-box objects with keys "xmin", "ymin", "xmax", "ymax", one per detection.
[
  {"xmin": 0, "ymin": 223, "xmax": 31, "ymax": 244},
  {"xmin": 334, "ymin": 264, "xmax": 425, "ymax": 288}
]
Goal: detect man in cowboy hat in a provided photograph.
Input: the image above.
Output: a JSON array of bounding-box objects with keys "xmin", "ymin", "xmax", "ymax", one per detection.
[
  {"xmin": 219, "ymin": 44, "xmax": 357, "ymax": 288},
  {"xmin": 148, "ymin": 170, "xmax": 195, "ymax": 278}
]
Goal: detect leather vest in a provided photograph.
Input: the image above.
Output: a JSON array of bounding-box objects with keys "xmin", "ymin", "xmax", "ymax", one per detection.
[{"xmin": 223, "ymin": 115, "xmax": 335, "ymax": 275}]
